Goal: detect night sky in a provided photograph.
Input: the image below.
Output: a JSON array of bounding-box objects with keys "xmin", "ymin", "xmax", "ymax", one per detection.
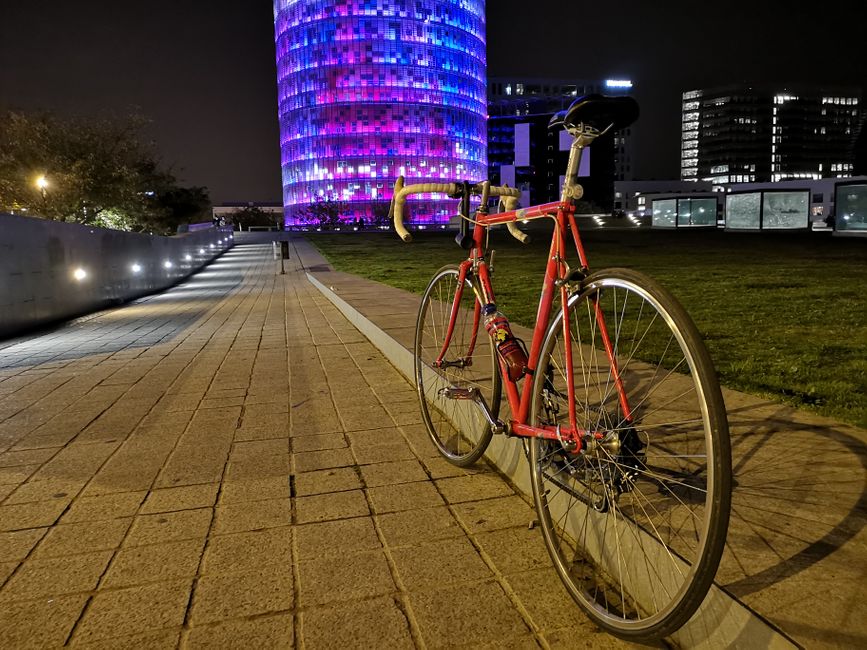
[{"xmin": 2, "ymin": 1, "xmax": 864, "ymax": 204}]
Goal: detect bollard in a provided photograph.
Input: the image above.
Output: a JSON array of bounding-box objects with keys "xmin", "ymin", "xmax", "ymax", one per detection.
[{"xmin": 279, "ymin": 240, "xmax": 289, "ymax": 274}]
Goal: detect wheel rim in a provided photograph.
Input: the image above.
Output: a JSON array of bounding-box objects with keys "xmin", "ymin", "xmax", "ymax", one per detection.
[
  {"xmin": 530, "ymin": 273, "xmax": 729, "ymax": 636},
  {"xmin": 415, "ymin": 268, "xmax": 500, "ymax": 465}
]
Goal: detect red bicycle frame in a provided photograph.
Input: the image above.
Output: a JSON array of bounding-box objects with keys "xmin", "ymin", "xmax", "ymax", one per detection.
[{"xmin": 439, "ymin": 198, "xmax": 634, "ymax": 453}]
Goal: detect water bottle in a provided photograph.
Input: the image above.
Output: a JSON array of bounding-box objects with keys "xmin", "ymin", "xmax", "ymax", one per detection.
[{"xmin": 483, "ymin": 304, "xmax": 528, "ymax": 382}]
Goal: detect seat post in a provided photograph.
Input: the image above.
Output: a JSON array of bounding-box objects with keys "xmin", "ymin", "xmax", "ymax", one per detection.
[{"xmin": 561, "ymin": 137, "xmax": 589, "ymax": 203}]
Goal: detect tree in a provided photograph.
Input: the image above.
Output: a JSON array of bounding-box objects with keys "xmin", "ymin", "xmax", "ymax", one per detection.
[
  {"xmin": 155, "ymin": 186, "xmax": 212, "ymax": 232},
  {"xmin": 0, "ymin": 109, "xmax": 210, "ymax": 235},
  {"xmin": 295, "ymin": 196, "xmax": 346, "ymax": 229},
  {"xmin": 370, "ymin": 200, "xmax": 393, "ymax": 229},
  {"xmin": 231, "ymin": 205, "xmax": 283, "ymax": 230}
]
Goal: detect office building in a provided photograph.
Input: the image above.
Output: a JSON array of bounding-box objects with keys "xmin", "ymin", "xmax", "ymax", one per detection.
[
  {"xmin": 273, "ymin": 0, "xmax": 487, "ymax": 225},
  {"xmin": 487, "ymin": 78, "xmax": 635, "ymax": 209},
  {"xmin": 681, "ymin": 84, "xmax": 863, "ymax": 185}
]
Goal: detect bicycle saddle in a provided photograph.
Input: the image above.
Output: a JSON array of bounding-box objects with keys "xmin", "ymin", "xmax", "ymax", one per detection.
[{"xmin": 548, "ymin": 94, "xmax": 639, "ymax": 133}]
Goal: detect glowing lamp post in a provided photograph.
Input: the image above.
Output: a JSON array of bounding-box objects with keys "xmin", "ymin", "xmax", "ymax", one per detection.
[{"xmin": 35, "ymin": 175, "xmax": 48, "ymax": 200}]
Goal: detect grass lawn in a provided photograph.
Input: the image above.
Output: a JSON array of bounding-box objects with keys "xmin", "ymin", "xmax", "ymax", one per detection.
[{"xmin": 306, "ymin": 225, "xmax": 867, "ymax": 429}]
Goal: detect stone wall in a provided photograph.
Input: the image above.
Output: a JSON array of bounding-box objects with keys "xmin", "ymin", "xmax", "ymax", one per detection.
[{"xmin": 0, "ymin": 213, "xmax": 233, "ymax": 339}]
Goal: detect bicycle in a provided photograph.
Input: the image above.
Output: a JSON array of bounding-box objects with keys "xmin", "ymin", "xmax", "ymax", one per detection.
[{"xmin": 389, "ymin": 94, "xmax": 732, "ymax": 642}]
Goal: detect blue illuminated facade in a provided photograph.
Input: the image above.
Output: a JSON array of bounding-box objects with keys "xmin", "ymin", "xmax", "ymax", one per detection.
[{"xmin": 273, "ymin": 0, "xmax": 487, "ymax": 225}]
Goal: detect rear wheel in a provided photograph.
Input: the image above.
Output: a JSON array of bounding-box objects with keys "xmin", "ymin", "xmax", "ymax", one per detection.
[
  {"xmin": 529, "ymin": 268, "xmax": 731, "ymax": 640},
  {"xmin": 414, "ymin": 265, "xmax": 501, "ymax": 466}
]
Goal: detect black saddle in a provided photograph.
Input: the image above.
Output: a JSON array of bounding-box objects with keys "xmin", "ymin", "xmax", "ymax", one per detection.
[{"xmin": 548, "ymin": 94, "xmax": 639, "ymax": 133}]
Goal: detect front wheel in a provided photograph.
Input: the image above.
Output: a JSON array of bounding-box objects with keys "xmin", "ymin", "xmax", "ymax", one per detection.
[
  {"xmin": 414, "ymin": 265, "xmax": 501, "ymax": 466},
  {"xmin": 529, "ymin": 268, "xmax": 731, "ymax": 641}
]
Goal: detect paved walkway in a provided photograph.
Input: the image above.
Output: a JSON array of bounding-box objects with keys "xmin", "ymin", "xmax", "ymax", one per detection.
[
  {"xmin": 294, "ymin": 238, "xmax": 867, "ymax": 650},
  {"xmin": 1, "ymin": 243, "xmax": 658, "ymax": 649}
]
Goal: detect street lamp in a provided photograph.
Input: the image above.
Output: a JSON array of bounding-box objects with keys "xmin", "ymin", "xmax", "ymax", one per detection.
[{"xmin": 35, "ymin": 175, "xmax": 48, "ymax": 199}]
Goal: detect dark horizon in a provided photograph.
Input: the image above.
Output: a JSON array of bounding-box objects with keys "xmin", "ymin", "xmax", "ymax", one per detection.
[{"xmin": 1, "ymin": 0, "xmax": 865, "ymax": 204}]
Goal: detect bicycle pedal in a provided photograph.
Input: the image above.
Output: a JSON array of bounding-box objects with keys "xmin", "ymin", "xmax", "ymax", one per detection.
[{"xmin": 439, "ymin": 387, "xmax": 475, "ymax": 400}]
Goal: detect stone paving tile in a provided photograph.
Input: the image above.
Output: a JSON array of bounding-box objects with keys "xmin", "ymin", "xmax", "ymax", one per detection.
[
  {"xmin": 0, "ymin": 463, "xmax": 42, "ymax": 486},
  {"xmin": 392, "ymin": 536, "xmax": 494, "ymax": 592},
  {"xmin": 0, "ymin": 528, "xmax": 46, "ymax": 561},
  {"xmin": 3, "ymin": 477, "xmax": 86, "ymax": 504},
  {"xmin": 224, "ymin": 455, "xmax": 290, "ymax": 482},
  {"xmin": 300, "ymin": 596, "xmax": 413, "ymax": 650},
  {"xmin": 359, "ymin": 458, "xmax": 428, "ymax": 488},
  {"xmin": 0, "ymin": 594, "xmax": 88, "ymax": 648},
  {"xmin": 294, "ymin": 489, "xmax": 370, "ymax": 524},
  {"xmin": 0, "ymin": 550, "xmax": 112, "ymax": 601},
  {"xmin": 293, "ymin": 447, "xmax": 355, "ymax": 473},
  {"xmin": 345, "ymin": 426, "xmax": 405, "ymax": 447},
  {"xmin": 240, "ymin": 412, "xmax": 290, "ymax": 433},
  {"xmin": 0, "ymin": 561, "xmax": 18, "ymax": 585},
  {"xmin": 506, "ymin": 567, "xmax": 614, "ymax": 645},
  {"xmin": 409, "ymin": 580, "xmax": 532, "ymax": 648},
  {"xmin": 61, "ymin": 490, "xmax": 147, "ymax": 523},
  {"xmin": 233, "ymin": 426, "xmax": 289, "ymax": 442},
  {"xmin": 202, "ymin": 526, "xmax": 292, "ymax": 574},
  {"xmin": 0, "ymin": 447, "xmax": 58, "ymax": 467},
  {"xmin": 0, "ymin": 482, "xmax": 16, "ymax": 501},
  {"xmin": 474, "ymin": 526, "xmax": 552, "ymax": 576},
  {"xmin": 102, "ymin": 538, "xmax": 204, "ymax": 588},
  {"xmin": 294, "ymin": 517, "xmax": 381, "ymax": 562},
  {"xmin": 435, "ymin": 471, "xmax": 517, "ymax": 504},
  {"xmin": 33, "ymin": 518, "xmax": 132, "ymax": 558},
  {"xmin": 139, "ymin": 483, "xmax": 219, "ymax": 514},
  {"xmin": 375, "ymin": 505, "xmax": 463, "ymax": 548},
  {"xmin": 452, "ymin": 494, "xmax": 537, "ymax": 534},
  {"xmin": 69, "ymin": 629, "xmax": 182, "ymax": 649},
  {"xmin": 124, "ymin": 507, "xmax": 213, "ymax": 546},
  {"xmin": 30, "ymin": 441, "xmax": 119, "ymax": 482},
  {"xmin": 289, "ymin": 405, "xmax": 342, "ymax": 437},
  {"xmin": 353, "ymin": 440, "xmax": 416, "ymax": 465},
  {"xmin": 212, "ymin": 498, "xmax": 291, "ymax": 534},
  {"xmin": 219, "ymin": 476, "xmax": 290, "ymax": 504},
  {"xmin": 73, "ymin": 579, "xmax": 193, "ymax": 643},
  {"xmin": 190, "ymin": 563, "xmax": 294, "ymax": 624},
  {"xmin": 0, "ymin": 498, "xmax": 70, "ymax": 531},
  {"xmin": 294, "ymin": 466, "xmax": 361, "ymax": 496},
  {"xmin": 186, "ymin": 613, "xmax": 294, "ymax": 649},
  {"xmin": 368, "ymin": 480, "xmax": 445, "ymax": 514},
  {"xmin": 297, "ymin": 549, "xmax": 395, "ymax": 607},
  {"xmin": 291, "ymin": 432, "xmax": 347, "ymax": 453}
]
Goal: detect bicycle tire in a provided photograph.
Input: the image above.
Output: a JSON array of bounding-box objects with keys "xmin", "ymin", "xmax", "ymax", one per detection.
[
  {"xmin": 414, "ymin": 265, "xmax": 502, "ymax": 466},
  {"xmin": 529, "ymin": 267, "xmax": 731, "ymax": 640}
]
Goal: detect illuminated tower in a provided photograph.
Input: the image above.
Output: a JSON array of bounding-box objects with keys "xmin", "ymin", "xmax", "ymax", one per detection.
[{"xmin": 273, "ymin": 0, "xmax": 487, "ymax": 225}]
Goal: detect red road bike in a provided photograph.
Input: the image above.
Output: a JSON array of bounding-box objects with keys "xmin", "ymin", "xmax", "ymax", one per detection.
[{"xmin": 390, "ymin": 94, "xmax": 732, "ymax": 641}]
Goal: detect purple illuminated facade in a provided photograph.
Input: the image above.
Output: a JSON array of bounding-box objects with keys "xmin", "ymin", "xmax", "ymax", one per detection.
[{"xmin": 273, "ymin": 0, "xmax": 487, "ymax": 225}]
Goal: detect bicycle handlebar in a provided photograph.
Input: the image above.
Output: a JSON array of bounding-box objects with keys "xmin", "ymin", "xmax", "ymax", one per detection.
[{"xmin": 390, "ymin": 176, "xmax": 525, "ymax": 243}]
